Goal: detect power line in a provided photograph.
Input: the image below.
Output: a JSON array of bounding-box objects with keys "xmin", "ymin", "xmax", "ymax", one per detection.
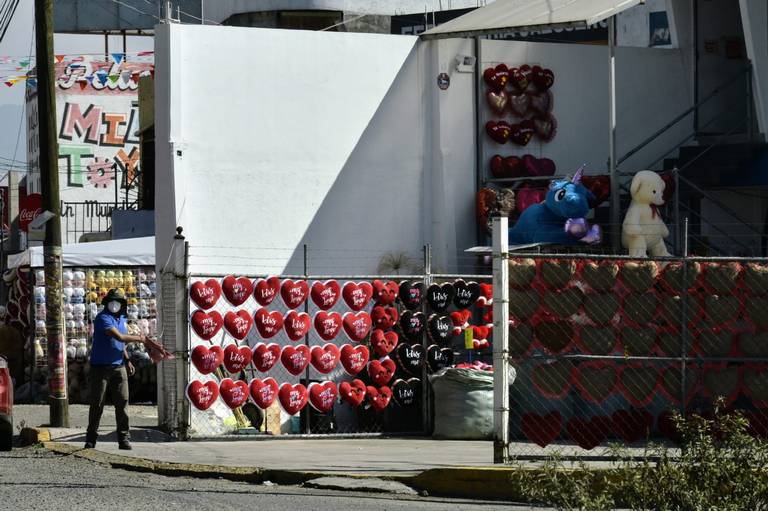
[{"xmin": 0, "ymin": 0, "xmax": 19, "ymax": 44}]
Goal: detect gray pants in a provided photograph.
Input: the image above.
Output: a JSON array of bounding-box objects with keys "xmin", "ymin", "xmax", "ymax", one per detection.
[{"xmin": 86, "ymin": 365, "xmax": 130, "ymax": 443}]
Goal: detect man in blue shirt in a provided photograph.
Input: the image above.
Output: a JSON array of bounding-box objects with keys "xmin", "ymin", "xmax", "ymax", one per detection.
[{"xmin": 85, "ymin": 288, "xmax": 168, "ymax": 450}]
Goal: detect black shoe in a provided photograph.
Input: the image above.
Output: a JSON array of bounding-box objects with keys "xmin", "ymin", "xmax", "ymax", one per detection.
[
  {"xmin": 118, "ymin": 440, "xmax": 132, "ymax": 450},
  {"xmin": 84, "ymin": 441, "xmax": 95, "ymax": 449}
]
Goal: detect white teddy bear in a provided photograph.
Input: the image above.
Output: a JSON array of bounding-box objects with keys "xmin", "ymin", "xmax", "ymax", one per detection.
[{"xmin": 621, "ymin": 170, "xmax": 671, "ymax": 257}]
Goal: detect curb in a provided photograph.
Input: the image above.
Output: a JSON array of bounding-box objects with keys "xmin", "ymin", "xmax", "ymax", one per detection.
[{"xmin": 20, "ymin": 427, "xmax": 51, "ymax": 446}]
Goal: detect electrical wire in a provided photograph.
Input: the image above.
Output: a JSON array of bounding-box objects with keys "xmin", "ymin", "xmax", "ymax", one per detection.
[
  {"xmin": 0, "ymin": 0, "xmax": 19, "ymax": 44},
  {"xmin": 10, "ymin": 18, "xmax": 34, "ymax": 170}
]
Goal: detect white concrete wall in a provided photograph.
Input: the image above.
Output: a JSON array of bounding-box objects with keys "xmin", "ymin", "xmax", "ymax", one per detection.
[
  {"xmin": 479, "ymin": 39, "xmax": 693, "ymax": 176},
  {"xmin": 741, "ymin": 0, "xmax": 768, "ymax": 135}
]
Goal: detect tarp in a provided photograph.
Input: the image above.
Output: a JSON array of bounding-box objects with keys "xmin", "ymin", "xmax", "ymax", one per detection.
[
  {"xmin": 6, "ymin": 236, "xmax": 155, "ymax": 269},
  {"xmin": 421, "ymin": 0, "xmax": 643, "ymax": 38}
]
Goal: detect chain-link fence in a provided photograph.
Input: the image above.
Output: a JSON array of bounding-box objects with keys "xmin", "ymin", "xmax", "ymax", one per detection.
[{"xmin": 505, "ymin": 254, "xmax": 768, "ymax": 457}]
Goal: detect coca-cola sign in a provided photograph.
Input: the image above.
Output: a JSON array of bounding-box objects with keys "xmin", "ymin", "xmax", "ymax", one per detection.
[{"xmin": 19, "ymin": 193, "xmax": 42, "ymax": 232}]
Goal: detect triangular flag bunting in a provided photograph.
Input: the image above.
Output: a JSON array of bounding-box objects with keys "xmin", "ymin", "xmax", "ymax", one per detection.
[
  {"xmin": 108, "ymin": 74, "xmax": 119, "ymax": 83},
  {"xmin": 111, "ymin": 53, "xmax": 124, "ymax": 65},
  {"xmin": 137, "ymin": 51, "xmax": 153, "ymax": 56},
  {"xmin": 4, "ymin": 81, "xmax": 14, "ymax": 87},
  {"xmin": 78, "ymin": 80, "xmax": 88, "ymax": 90},
  {"xmin": 19, "ymin": 60, "xmax": 28, "ymax": 67},
  {"xmin": 27, "ymin": 78, "xmax": 37, "ymax": 87},
  {"xmin": 95, "ymin": 71, "xmax": 108, "ymax": 85},
  {"xmin": 55, "ymin": 55, "xmax": 64, "ymax": 63}
]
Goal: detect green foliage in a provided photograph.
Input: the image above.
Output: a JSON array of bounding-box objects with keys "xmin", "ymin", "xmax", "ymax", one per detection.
[{"xmin": 513, "ymin": 399, "xmax": 768, "ymax": 511}]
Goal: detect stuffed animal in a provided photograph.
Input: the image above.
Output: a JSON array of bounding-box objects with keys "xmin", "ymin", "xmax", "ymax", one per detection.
[
  {"xmin": 508, "ymin": 165, "xmax": 601, "ymax": 245},
  {"xmin": 621, "ymin": 170, "xmax": 671, "ymax": 257}
]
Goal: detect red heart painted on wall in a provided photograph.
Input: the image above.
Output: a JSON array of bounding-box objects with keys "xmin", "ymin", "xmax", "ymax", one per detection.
[
  {"xmin": 310, "ymin": 280, "xmax": 341, "ymax": 310},
  {"xmin": 371, "ymin": 306, "xmax": 399, "ymax": 330},
  {"xmin": 370, "ymin": 329, "xmax": 399, "ymax": 357},
  {"xmin": 191, "ymin": 310, "xmax": 224, "ymax": 340},
  {"xmin": 619, "ymin": 364, "xmax": 660, "ymax": 407},
  {"xmin": 342, "ymin": 282, "xmax": 374, "ymax": 311},
  {"xmin": 280, "ymin": 279, "xmax": 309, "ymax": 309},
  {"xmin": 284, "ymin": 310, "xmax": 311, "ymax": 341},
  {"xmin": 485, "ymin": 88, "xmax": 508, "ymax": 114},
  {"xmin": 254, "ymin": 308, "xmax": 284, "ymax": 339},
  {"xmin": 308, "ymin": 381, "xmax": 338, "ymax": 413},
  {"xmin": 372, "ymin": 280, "xmax": 399, "ymax": 306},
  {"xmin": 509, "ymin": 65, "xmax": 531, "ymax": 92},
  {"xmin": 368, "ymin": 358, "xmax": 396, "ymax": 386},
  {"xmin": 342, "ymin": 311, "xmax": 372, "ymax": 342},
  {"xmin": 186, "ymin": 380, "xmax": 219, "ymax": 411},
  {"xmin": 485, "ymin": 120, "xmax": 512, "ymax": 144},
  {"xmin": 219, "ymin": 378, "xmax": 250, "ymax": 409},
  {"xmin": 314, "ymin": 311, "xmax": 343, "ymax": 341},
  {"xmin": 223, "ymin": 343, "xmax": 253, "ymax": 373},
  {"xmin": 366, "ymin": 385, "xmax": 392, "ymax": 411},
  {"xmin": 533, "ymin": 114, "xmax": 557, "ymax": 142},
  {"xmin": 222, "ymin": 276, "xmax": 253, "ymax": 307},
  {"xmin": 576, "ymin": 361, "xmax": 618, "ymax": 404},
  {"xmin": 521, "ymin": 411, "xmax": 562, "ymax": 447},
  {"xmin": 567, "ymin": 416, "xmax": 611, "ymax": 450},
  {"xmin": 190, "ymin": 279, "xmax": 221, "ymax": 310},
  {"xmin": 531, "ymin": 65, "xmax": 555, "ymax": 91},
  {"xmin": 483, "ymin": 63, "xmax": 509, "ymax": 90},
  {"xmin": 340, "ymin": 344, "xmax": 370, "ymax": 375},
  {"xmin": 612, "ymin": 408, "xmax": 653, "ymax": 443},
  {"xmin": 310, "ymin": 343, "xmax": 340, "ymax": 374},
  {"xmin": 251, "ymin": 343, "xmax": 281, "ymax": 372},
  {"xmin": 509, "ymin": 120, "xmax": 535, "ymax": 146},
  {"xmin": 528, "ymin": 89, "xmax": 553, "ymax": 115},
  {"xmin": 223, "ymin": 310, "xmax": 253, "ymax": 340},
  {"xmin": 508, "ymin": 92, "xmax": 530, "ymax": 117},
  {"xmin": 254, "ymin": 277, "xmax": 281, "ymax": 306},
  {"xmin": 191, "ymin": 344, "xmax": 224, "ymax": 374},
  {"xmin": 249, "ymin": 377, "xmax": 279, "ymax": 409},
  {"xmin": 278, "ymin": 383, "xmax": 308, "ymax": 415},
  {"xmin": 339, "ymin": 379, "xmax": 367, "ymax": 407},
  {"xmin": 281, "ymin": 345, "xmax": 310, "ymax": 376}
]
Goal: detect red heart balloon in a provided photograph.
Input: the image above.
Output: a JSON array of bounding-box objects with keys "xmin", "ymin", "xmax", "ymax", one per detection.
[
  {"xmin": 191, "ymin": 310, "xmax": 224, "ymax": 340},
  {"xmin": 370, "ymin": 329, "xmax": 399, "ymax": 357},
  {"xmin": 281, "ymin": 345, "xmax": 310, "ymax": 376},
  {"xmin": 310, "ymin": 343, "xmax": 340, "ymax": 374},
  {"xmin": 314, "ymin": 311, "xmax": 343, "ymax": 341},
  {"xmin": 254, "ymin": 308, "xmax": 284, "ymax": 339},
  {"xmin": 308, "ymin": 381, "xmax": 338, "ymax": 413},
  {"xmin": 521, "ymin": 154, "xmax": 539, "ymax": 177},
  {"xmin": 223, "ymin": 343, "xmax": 253, "ymax": 373},
  {"xmin": 489, "ymin": 154, "xmax": 505, "ymax": 178},
  {"xmin": 219, "ymin": 378, "xmax": 250, "ymax": 409},
  {"xmin": 186, "ymin": 380, "xmax": 219, "ymax": 410},
  {"xmin": 368, "ymin": 358, "xmax": 396, "ymax": 386},
  {"xmin": 278, "ymin": 383, "xmax": 308, "ymax": 415},
  {"xmin": 521, "ymin": 411, "xmax": 562, "ymax": 447},
  {"xmin": 509, "ymin": 65, "xmax": 531, "ymax": 92},
  {"xmin": 342, "ymin": 282, "xmax": 373, "ymax": 311},
  {"xmin": 485, "ymin": 88, "xmax": 508, "ymax": 115},
  {"xmin": 567, "ymin": 416, "xmax": 610, "ymax": 450},
  {"xmin": 528, "ymin": 89, "xmax": 553, "ymax": 115},
  {"xmin": 482, "ymin": 63, "xmax": 509, "ymax": 90},
  {"xmin": 251, "ymin": 343, "xmax": 281, "ymax": 372},
  {"xmin": 280, "ymin": 279, "xmax": 309, "ymax": 309},
  {"xmin": 222, "ymin": 276, "xmax": 253, "ymax": 307},
  {"xmin": 254, "ymin": 277, "xmax": 281, "ymax": 306},
  {"xmin": 342, "ymin": 311, "xmax": 372, "ymax": 342},
  {"xmin": 223, "ymin": 310, "xmax": 253, "ymax": 340},
  {"xmin": 371, "ymin": 305, "xmax": 398, "ymax": 330},
  {"xmin": 533, "ymin": 114, "xmax": 557, "ymax": 142},
  {"xmin": 366, "ymin": 385, "xmax": 392, "ymax": 411},
  {"xmin": 472, "ymin": 325, "xmax": 490, "ymax": 341},
  {"xmin": 477, "ymin": 283, "xmax": 493, "ymax": 305},
  {"xmin": 190, "ymin": 279, "xmax": 221, "ymax": 310},
  {"xmin": 515, "ymin": 187, "xmax": 546, "ymax": 213},
  {"xmin": 537, "ymin": 157, "xmax": 557, "ymax": 177},
  {"xmin": 449, "ymin": 310, "xmax": 471, "ymax": 334},
  {"xmin": 284, "ymin": 310, "xmax": 311, "ymax": 341},
  {"xmin": 249, "ymin": 377, "xmax": 278, "ymax": 409},
  {"xmin": 310, "ymin": 280, "xmax": 341, "ymax": 310},
  {"xmin": 340, "ymin": 344, "xmax": 370, "ymax": 375},
  {"xmin": 661, "ymin": 173, "xmax": 676, "ymax": 202},
  {"xmin": 508, "ymin": 92, "xmax": 530, "ymax": 117},
  {"xmin": 531, "ymin": 65, "xmax": 555, "ymax": 91},
  {"xmin": 485, "ymin": 120, "xmax": 512, "ymax": 144},
  {"xmin": 339, "ymin": 379, "xmax": 367, "ymax": 407},
  {"xmin": 489, "ymin": 155, "xmax": 523, "ymax": 179},
  {"xmin": 191, "ymin": 344, "xmax": 223, "ymax": 374},
  {"xmin": 612, "ymin": 408, "xmax": 653, "ymax": 443},
  {"xmin": 509, "ymin": 119, "xmax": 535, "ymax": 146},
  {"xmin": 581, "ymin": 175, "xmax": 611, "ymax": 206},
  {"xmin": 372, "ymin": 280, "xmax": 399, "ymax": 306}
]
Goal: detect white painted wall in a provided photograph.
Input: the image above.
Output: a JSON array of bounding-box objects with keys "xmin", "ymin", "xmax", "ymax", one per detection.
[
  {"xmin": 479, "ymin": 39, "xmax": 693, "ymax": 177},
  {"xmin": 740, "ymin": 0, "xmax": 768, "ymax": 135}
]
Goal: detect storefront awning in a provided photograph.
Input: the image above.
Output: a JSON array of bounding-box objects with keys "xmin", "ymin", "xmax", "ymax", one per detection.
[
  {"xmin": 421, "ymin": 0, "xmax": 643, "ymax": 39},
  {"xmin": 6, "ymin": 236, "xmax": 155, "ymax": 269}
]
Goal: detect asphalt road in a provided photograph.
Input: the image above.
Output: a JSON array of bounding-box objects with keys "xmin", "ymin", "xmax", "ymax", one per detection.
[{"xmin": 0, "ymin": 446, "xmax": 532, "ymax": 511}]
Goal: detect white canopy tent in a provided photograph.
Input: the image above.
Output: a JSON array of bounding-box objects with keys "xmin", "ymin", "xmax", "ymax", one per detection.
[{"xmin": 7, "ymin": 237, "xmax": 155, "ymax": 269}]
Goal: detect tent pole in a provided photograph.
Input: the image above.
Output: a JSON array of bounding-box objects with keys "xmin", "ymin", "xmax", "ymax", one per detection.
[{"xmin": 608, "ymin": 15, "xmax": 620, "ymax": 253}]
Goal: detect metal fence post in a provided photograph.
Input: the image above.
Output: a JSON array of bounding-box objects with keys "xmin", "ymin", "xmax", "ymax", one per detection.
[
  {"xmin": 492, "ymin": 217, "xmax": 510, "ymax": 464},
  {"xmin": 680, "ymin": 218, "xmax": 690, "ymax": 416},
  {"xmin": 422, "ymin": 244, "xmax": 433, "ymax": 435},
  {"xmin": 303, "ymin": 243, "xmax": 311, "ymax": 435}
]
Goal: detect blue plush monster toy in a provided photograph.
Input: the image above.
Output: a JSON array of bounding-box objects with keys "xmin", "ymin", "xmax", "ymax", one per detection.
[{"xmin": 508, "ymin": 165, "xmax": 602, "ymax": 245}]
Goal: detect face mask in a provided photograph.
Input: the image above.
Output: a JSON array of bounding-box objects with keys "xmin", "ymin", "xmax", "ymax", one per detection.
[{"xmin": 107, "ymin": 301, "xmax": 122, "ymax": 314}]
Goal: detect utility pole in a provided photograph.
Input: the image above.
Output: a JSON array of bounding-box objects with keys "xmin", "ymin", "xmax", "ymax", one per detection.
[{"xmin": 35, "ymin": 0, "xmax": 68, "ymax": 427}]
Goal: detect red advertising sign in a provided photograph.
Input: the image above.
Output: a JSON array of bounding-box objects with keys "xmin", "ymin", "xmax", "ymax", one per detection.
[
  {"xmin": 0, "ymin": 186, "xmax": 8, "ymax": 231},
  {"xmin": 19, "ymin": 192, "xmax": 42, "ymax": 232}
]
